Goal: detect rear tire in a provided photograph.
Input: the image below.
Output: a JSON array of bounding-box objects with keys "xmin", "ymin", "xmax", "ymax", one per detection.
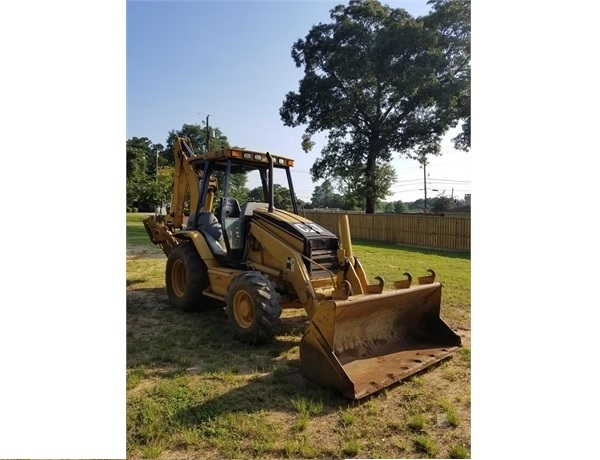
[
  {"xmin": 225, "ymin": 272, "xmax": 282, "ymax": 344},
  {"xmin": 166, "ymin": 241, "xmax": 211, "ymax": 311}
]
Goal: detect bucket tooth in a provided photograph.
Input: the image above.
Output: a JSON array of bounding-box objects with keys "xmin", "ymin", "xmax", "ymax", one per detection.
[
  {"xmin": 365, "ymin": 276, "xmax": 385, "ymax": 294},
  {"xmin": 418, "ymin": 269, "xmax": 436, "ymax": 285},
  {"xmin": 394, "ymin": 272, "xmax": 413, "ymax": 289}
]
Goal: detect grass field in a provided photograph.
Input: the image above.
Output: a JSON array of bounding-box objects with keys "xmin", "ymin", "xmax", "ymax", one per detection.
[{"xmin": 126, "ymin": 213, "xmax": 471, "ymax": 459}]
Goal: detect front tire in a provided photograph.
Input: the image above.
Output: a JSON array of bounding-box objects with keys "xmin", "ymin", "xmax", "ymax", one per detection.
[
  {"xmin": 225, "ymin": 272, "xmax": 282, "ymax": 344},
  {"xmin": 166, "ymin": 241, "xmax": 210, "ymax": 311}
]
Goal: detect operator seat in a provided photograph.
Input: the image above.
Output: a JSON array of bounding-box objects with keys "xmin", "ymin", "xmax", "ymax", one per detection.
[
  {"xmin": 186, "ymin": 211, "xmax": 227, "ymax": 255},
  {"xmin": 216, "ymin": 197, "xmax": 244, "ymax": 250},
  {"xmin": 217, "ymin": 197, "xmax": 241, "ymax": 219}
]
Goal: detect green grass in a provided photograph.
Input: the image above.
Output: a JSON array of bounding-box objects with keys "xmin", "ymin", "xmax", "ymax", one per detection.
[
  {"xmin": 351, "ymin": 239, "xmax": 470, "ymax": 324},
  {"xmin": 438, "ymin": 398, "xmax": 461, "ymax": 427},
  {"xmin": 449, "ymin": 444, "xmax": 471, "ymax": 459},
  {"xmin": 291, "ymin": 396, "xmax": 324, "ymax": 416},
  {"xmin": 339, "ymin": 407, "xmax": 356, "ymax": 427},
  {"xmin": 126, "ymin": 214, "xmax": 154, "ymax": 245},
  {"xmin": 341, "ymin": 438, "xmax": 363, "ymax": 457},
  {"xmin": 414, "ymin": 434, "xmax": 439, "ymax": 457},
  {"xmin": 126, "ymin": 213, "xmax": 470, "ymax": 459},
  {"xmin": 407, "ymin": 413, "xmax": 428, "ymax": 431},
  {"xmin": 127, "ymin": 212, "xmax": 154, "ymax": 223}
]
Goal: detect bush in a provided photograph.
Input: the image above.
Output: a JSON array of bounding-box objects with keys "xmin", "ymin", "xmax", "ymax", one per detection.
[
  {"xmin": 132, "ymin": 207, "xmax": 138, "ymax": 213},
  {"xmin": 127, "ymin": 207, "xmax": 133, "ymax": 213}
]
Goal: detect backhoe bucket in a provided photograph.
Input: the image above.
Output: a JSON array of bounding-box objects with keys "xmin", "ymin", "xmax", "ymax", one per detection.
[{"xmin": 299, "ymin": 282, "xmax": 461, "ymax": 399}]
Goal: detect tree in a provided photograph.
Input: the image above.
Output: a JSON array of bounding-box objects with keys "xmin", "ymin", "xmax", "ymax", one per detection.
[
  {"xmin": 394, "ymin": 200, "xmax": 408, "ymax": 214},
  {"xmin": 331, "ymin": 161, "xmax": 396, "ymax": 211},
  {"xmin": 126, "ymin": 122, "xmax": 240, "ymax": 212},
  {"xmin": 423, "ymin": 0, "xmax": 471, "ymax": 151},
  {"xmin": 165, "ymin": 123, "xmax": 231, "ymax": 164},
  {"xmin": 248, "ymin": 185, "xmax": 293, "ymax": 210},
  {"xmin": 126, "ymin": 137, "xmax": 152, "ymax": 210},
  {"xmin": 310, "ymin": 179, "xmax": 344, "ymax": 209},
  {"xmin": 409, "ymin": 198, "xmax": 425, "ymax": 211},
  {"xmin": 382, "ymin": 201, "xmax": 395, "ymax": 213},
  {"xmin": 280, "ymin": 0, "xmax": 470, "ymax": 213},
  {"xmin": 152, "ymin": 166, "xmax": 175, "ymax": 216},
  {"xmin": 431, "ymin": 195, "xmax": 455, "ymax": 213},
  {"xmin": 126, "ymin": 137, "xmax": 151, "ymax": 181}
]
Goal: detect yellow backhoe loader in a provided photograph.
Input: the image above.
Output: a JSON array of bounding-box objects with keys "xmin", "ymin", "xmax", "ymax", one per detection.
[{"xmin": 144, "ymin": 136, "xmax": 461, "ymax": 399}]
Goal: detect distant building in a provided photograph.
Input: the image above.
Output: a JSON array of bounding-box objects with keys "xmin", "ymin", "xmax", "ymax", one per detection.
[{"xmin": 444, "ymin": 194, "xmax": 471, "ymax": 218}]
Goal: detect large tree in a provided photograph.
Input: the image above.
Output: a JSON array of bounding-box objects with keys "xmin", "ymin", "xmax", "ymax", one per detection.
[
  {"xmin": 280, "ymin": 0, "xmax": 470, "ymax": 213},
  {"xmin": 424, "ymin": 0, "xmax": 470, "ymax": 151}
]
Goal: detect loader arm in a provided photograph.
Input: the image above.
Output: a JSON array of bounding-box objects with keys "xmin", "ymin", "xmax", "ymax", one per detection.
[
  {"xmin": 169, "ymin": 137, "xmax": 201, "ymax": 230},
  {"xmin": 245, "ymin": 220, "xmax": 321, "ymax": 318}
]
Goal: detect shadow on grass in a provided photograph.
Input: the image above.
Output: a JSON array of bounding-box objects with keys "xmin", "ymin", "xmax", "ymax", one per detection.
[
  {"xmin": 127, "ymin": 286, "xmax": 352, "ymax": 424},
  {"xmin": 174, "ymin": 363, "xmax": 346, "ymax": 431}
]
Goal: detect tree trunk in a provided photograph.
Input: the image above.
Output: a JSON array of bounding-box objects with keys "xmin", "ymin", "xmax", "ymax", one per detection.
[
  {"xmin": 365, "ymin": 197, "xmax": 375, "ymax": 214},
  {"xmin": 364, "ymin": 145, "xmax": 377, "ymax": 214}
]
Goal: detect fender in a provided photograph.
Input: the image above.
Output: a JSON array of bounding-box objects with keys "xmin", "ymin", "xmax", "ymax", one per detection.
[{"xmin": 173, "ymin": 230, "xmax": 216, "ymax": 265}]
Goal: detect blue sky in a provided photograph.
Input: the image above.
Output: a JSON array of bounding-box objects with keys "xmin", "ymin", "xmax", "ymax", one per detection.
[{"xmin": 126, "ymin": 0, "xmax": 471, "ymax": 202}]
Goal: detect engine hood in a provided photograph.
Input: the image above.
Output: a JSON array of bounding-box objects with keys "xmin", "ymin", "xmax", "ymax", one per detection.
[
  {"xmin": 251, "ymin": 209, "xmax": 340, "ymax": 275},
  {"xmin": 252, "ymin": 208, "xmax": 338, "ymax": 242}
]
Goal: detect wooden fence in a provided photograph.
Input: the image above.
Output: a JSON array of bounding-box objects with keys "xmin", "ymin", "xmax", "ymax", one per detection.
[{"xmin": 302, "ymin": 211, "xmax": 471, "ymax": 252}]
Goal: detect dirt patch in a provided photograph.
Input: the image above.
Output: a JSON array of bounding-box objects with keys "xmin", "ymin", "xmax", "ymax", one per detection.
[{"xmin": 127, "ymin": 244, "xmax": 165, "ymax": 260}]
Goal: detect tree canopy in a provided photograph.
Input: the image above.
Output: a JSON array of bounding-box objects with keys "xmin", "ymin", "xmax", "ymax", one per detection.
[
  {"xmin": 126, "ymin": 137, "xmax": 165, "ymax": 212},
  {"xmin": 165, "ymin": 123, "xmax": 231, "ymax": 165},
  {"xmin": 280, "ymin": 0, "xmax": 470, "ymax": 213},
  {"xmin": 310, "ymin": 179, "xmax": 345, "ymax": 209},
  {"xmin": 248, "ymin": 184, "xmax": 294, "ymax": 211}
]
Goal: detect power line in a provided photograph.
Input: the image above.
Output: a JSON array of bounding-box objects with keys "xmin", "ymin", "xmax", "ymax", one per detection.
[
  {"xmin": 127, "ymin": 99, "xmax": 303, "ymax": 140},
  {"xmin": 427, "ymin": 178, "xmax": 471, "ymax": 184},
  {"xmin": 390, "ymin": 179, "xmax": 469, "ymax": 190}
]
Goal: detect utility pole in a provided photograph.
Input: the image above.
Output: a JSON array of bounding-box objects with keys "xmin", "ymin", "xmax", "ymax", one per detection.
[
  {"xmin": 155, "ymin": 149, "xmax": 160, "ymax": 215},
  {"xmin": 155, "ymin": 150, "xmax": 159, "ymax": 184},
  {"xmin": 206, "ymin": 115, "xmax": 210, "ymax": 152},
  {"xmin": 418, "ymin": 154, "xmax": 429, "ymax": 214},
  {"xmin": 423, "ymin": 160, "xmax": 427, "ymax": 214}
]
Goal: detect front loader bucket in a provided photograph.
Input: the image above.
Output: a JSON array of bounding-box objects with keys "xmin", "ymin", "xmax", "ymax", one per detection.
[{"xmin": 299, "ymin": 282, "xmax": 461, "ymax": 399}]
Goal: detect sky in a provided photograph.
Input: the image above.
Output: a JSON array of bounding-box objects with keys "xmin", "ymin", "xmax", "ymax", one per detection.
[{"xmin": 126, "ymin": 0, "xmax": 471, "ymax": 203}]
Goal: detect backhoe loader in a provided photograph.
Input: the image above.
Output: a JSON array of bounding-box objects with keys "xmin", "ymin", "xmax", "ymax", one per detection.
[{"xmin": 144, "ymin": 136, "xmax": 461, "ymax": 399}]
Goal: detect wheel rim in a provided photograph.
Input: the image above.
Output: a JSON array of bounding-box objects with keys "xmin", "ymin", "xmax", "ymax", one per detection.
[
  {"xmin": 233, "ymin": 290, "xmax": 255, "ymax": 329},
  {"xmin": 171, "ymin": 259, "xmax": 187, "ymax": 297}
]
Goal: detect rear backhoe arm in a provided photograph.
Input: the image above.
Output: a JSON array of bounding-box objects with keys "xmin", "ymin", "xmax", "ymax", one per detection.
[
  {"xmin": 166, "ymin": 137, "xmax": 218, "ymax": 231},
  {"xmin": 169, "ymin": 137, "xmax": 201, "ymax": 230}
]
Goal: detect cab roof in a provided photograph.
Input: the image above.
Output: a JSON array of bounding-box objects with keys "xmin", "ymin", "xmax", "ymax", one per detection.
[{"xmin": 186, "ymin": 148, "xmax": 294, "ymax": 169}]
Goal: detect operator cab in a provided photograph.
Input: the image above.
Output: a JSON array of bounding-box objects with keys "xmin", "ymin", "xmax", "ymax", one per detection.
[{"xmin": 187, "ymin": 148, "xmax": 298, "ymax": 264}]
